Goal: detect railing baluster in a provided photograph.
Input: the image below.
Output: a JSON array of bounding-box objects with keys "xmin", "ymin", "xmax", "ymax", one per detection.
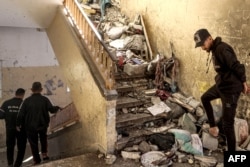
[{"xmin": 63, "ymin": 0, "xmax": 116, "ymax": 89}]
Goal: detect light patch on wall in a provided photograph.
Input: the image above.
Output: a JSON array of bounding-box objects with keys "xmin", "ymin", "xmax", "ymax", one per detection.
[
  {"xmin": 67, "ymin": 86, "xmax": 70, "ymax": 93},
  {"xmin": 197, "ymin": 81, "xmax": 211, "ymax": 93}
]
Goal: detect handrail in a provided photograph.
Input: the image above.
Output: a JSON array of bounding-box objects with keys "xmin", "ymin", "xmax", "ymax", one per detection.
[
  {"xmin": 63, "ymin": 0, "xmax": 116, "ymax": 89},
  {"xmin": 49, "ymin": 103, "xmax": 79, "ymax": 133}
]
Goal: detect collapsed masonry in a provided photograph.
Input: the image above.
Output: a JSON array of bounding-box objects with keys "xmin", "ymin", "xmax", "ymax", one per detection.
[{"xmin": 79, "ymin": 1, "xmax": 250, "ymax": 166}]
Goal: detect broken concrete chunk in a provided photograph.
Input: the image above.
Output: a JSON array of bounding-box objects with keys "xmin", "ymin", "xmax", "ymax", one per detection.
[
  {"xmin": 149, "ymin": 144, "xmax": 159, "ymax": 151},
  {"xmin": 144, "ymin": 89, "xmax": 157, "ymax": 96},
  {"xmin": 139, "ymin": 141, "xmax": 151, "ymax": 153},
  {"xmin": 122, "ymin": 108, "xmax": 128, "ymax": 114},
  {"xmin": 194, "ymin": 155, "xmax": 217, "ymax": 167},
  {"xmin": 121, "ymin": 151, "xmax": 141, "ymax": 160},
  {"xmin": 186, "ymin": 96, "xmax": 201, "ymax": 108},
  {"xmin": 98, "ymin": 153, "xmax": 104, "ymax": 159},
  {"xmin": 105, "ymin": 154, "xmax": 117, "ymax": 164}
]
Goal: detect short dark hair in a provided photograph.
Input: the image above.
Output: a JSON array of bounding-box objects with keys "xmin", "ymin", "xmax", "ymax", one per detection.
[
  {"xmin": 31, "ymin": 82, "xmax": 42, "ymax": 91},
  {"xmin": 15, "ymin": 88, "xmax": 25, "ymax": 96}
]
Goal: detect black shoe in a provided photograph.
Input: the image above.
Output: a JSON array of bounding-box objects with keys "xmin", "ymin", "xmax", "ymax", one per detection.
[
  {"xmin": 33, "ymin": 160, "xmax": 41, "ymax": 166},
  {"xmin": 33, "ymin": 162, "xmax": 41, "ymax": 166},
  {"xmin": 43, "ymin": 156, "xmax": 50, "ymax": 161}
]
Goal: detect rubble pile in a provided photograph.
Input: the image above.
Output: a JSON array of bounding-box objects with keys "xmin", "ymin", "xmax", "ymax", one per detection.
[{"xmin": 78, "ymin": 1, "xmax": 250, "ymax": 167}]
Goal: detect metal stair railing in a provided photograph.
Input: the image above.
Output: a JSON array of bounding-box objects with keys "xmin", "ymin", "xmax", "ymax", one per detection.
[{"xmin": 63, "ymin": 0, "xmax": 116, "ymax": 90}]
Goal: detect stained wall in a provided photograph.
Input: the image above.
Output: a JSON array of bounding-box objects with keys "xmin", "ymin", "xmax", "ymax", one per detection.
[
  {"xmin": 0, "ymin": 27, "xmax": 71, "ymax": 146},
  {"xmin": 120, "ymin": 0, "xmax": 250, "ymax": 101}
]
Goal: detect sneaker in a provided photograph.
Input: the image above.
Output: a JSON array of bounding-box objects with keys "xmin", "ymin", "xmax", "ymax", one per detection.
[
  {"xmin": 33, "ymin": 159, "xmax": 41, "ymax": 166},
  {"xmin": 43, "ymin": 156, "xmax": 50, "ymax": 161}
]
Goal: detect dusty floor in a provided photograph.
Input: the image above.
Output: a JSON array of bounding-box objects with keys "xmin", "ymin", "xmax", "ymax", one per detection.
[{"xmin": 0, "ymin": 144, "xmax": 224, "ymax": 167}]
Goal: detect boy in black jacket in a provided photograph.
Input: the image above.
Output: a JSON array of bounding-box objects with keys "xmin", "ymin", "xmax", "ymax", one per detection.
[
  {"xmin": 16, "ymin": 82, "xmax": 60, "ymax": 165},
  {"xmin": 194, "ymin": 29, "xmax": 248, "ymax": 151},
  {"xmin": 0, "ymin": 88, "xmax": 26, "ymax": 167}
]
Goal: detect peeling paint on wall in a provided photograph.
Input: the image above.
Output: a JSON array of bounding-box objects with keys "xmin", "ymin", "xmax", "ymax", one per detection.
[{"xmin": 44, "ymin": 78, "xmax": 65, "ymax": 96}]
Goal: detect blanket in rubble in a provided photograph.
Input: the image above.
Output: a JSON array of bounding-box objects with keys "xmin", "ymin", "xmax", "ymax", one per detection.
[{"xmin": 147, "ymin": 133, "xmax": 175, "ymax": 151}]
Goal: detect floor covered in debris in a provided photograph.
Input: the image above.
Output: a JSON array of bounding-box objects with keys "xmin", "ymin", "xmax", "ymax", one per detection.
[{"xmin": 73, "ymin": 1, "xmax": 250, "ymax": 167}]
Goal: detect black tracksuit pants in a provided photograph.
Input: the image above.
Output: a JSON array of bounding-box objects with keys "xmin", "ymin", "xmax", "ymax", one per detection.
[
  {"xmin": 201, "ymin": 84, "xmax": 241, "ymax": 151},
  {"xmin": 26, "ymin": 128, "xmax": 48, "ymax": 163},
  {"xmin": 6, "ymin": 129, "xmax": 27, "ymax": 167}
]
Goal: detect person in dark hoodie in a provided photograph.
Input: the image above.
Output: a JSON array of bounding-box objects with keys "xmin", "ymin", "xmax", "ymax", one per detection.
[
  {"xmin": 193, "ymin": 28, "xmax": 248, "ymax": 151},
  {"xmin": 16, "ymin": 82, "xmax": 60, "ymax": 165},
  {"xmin": 0, "ymin": 88, "xmax": 26, "ymax": 167}
]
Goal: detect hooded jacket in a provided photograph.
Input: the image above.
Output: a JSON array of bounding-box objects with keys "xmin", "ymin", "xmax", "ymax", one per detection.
[{"xmin": 211, "ymin": 37, "xmax": 246, "ymax": 93}]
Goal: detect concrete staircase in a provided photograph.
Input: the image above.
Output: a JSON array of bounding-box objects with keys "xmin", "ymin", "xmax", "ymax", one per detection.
[{"xmin": 114, "ymin": 71, "xmax": 167, "ymax": 151}]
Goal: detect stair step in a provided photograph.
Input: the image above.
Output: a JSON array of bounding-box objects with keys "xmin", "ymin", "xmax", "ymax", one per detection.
[
  {"xmin": 114, "ymin": 72, "xmax": 150, "ymax": 81},
  {"xmin": 116, "ymin": 80, "xmax": 149, "ymax": 91},
  {"xmin": 116, "ymin": 84, "xmax": 134, "ymax": 93},
  {"xmin": 116, "ymin": 97, "xmax": 151, "ymax": 109},
  {"xmin": 116, "ymin": 113, "xmax": 165, "ymax": 129}
]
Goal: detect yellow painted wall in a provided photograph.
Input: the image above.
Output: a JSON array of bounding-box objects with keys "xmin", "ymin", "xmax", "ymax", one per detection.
[
  {"xmin": 0, "ymin": 66, "xmax": 72, "ymax": 147},
  {"xmin": 1, "ymin": 66, "xmax": 71, "ymax": 107}
]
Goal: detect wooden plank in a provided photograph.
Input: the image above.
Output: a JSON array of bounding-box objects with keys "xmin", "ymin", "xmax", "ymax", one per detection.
[{"xmin": 140, "ymin": 14, "xmax": 153, "ymax": 60}]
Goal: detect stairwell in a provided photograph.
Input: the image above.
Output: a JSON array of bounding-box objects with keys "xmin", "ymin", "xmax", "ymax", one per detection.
[
  {"xmin": 46, "ymin": 0, "xmax": 169, "ymax": 160},
  {"xmin": 114, "ymin": 72, "xmax": 167, "ymax": 152}
]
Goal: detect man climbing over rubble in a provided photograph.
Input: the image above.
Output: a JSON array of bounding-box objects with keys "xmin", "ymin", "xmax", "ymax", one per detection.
[{"xmin": 193, "ymin": 28, "xmax": 249, "ymax": 151}]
